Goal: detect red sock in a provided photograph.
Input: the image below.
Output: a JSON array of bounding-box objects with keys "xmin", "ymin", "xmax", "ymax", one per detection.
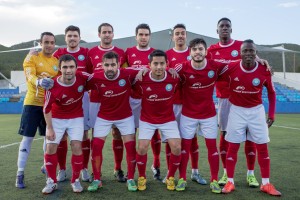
[
  {"xmin": 124, "ymin": 141, "xmax": 136, "ymax": 180},
  {"xmin": 256, "ymin": 143, "xmax": 270, "ymax": 178},
  {"xmin": 82, "ymin": 139, "xmax": 90, "ymax": 169},
  {"xmin": 71, "ymin": 154, "xmax": 83, "ymax": 183},
  {"xmin": 205, "ymin": 138, "xmax": 219, "ymax": 182},
  {"xmin": 57, "ymin": 140, "xmax": 68, "ymax": 170},
  {"xmin": 165, "ymin": 143, "xmax": 171, "ymax": 169},
  {"xmin": 167, "ymin": 153, "xmax": 181, "ymax": 178},
  {"xmin": 179, "ymin": 139, "xmax": 192, "ymax": 180},
  {"xmin": 245, "ymin": 140, "xmax": 256, "ymax": 171},
  {"xmin": 151, "ymin": 130, "xmax": 161, "ymax": 168},
  {"xmin": 112, "ymin": 139, "xmax": 124, "ymax": 171},
  {"xmin": 91, "ymin": 138, "xmax": 105, "ymax": 180},
  {"xmin": 219, "ymin": 132, "xmax": 228, "ymax": 168},
  {"xmin": 136, "ymin": 153, "xmax": 147, "ymax": 178},
  {"xmin": 226, "ymin": 142, "xmax": 240, "ymax": 179},
  {"xmin": 190, "ymin": 136, "xmax": 199, "ymax": 169},
  {"xmin": 45, "ymin": 153, "xmax": 58, "ymax": 183}
]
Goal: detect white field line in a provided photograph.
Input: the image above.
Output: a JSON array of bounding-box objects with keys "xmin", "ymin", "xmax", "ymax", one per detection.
[
  {"xmin": 272, "ymin": 125, "xmax": 300, "ymax": 131},
  {"xmin": 0, "ymin": 137, "xmax": 43, "ymax": 149}
]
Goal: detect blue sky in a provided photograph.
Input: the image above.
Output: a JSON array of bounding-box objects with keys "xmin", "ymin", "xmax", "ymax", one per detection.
[{"xmin": 0, "ymin": 0, "xmax": 299, "ymax": 47}]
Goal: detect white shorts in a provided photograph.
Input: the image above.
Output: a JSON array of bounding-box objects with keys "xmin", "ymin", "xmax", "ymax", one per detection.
[
  {"xmin": 225, "ymin": 104, "xmax": 269, "ymax": 144},
  {"xmin": 173, "ymin": 104, "xmax": 182, "ymax": 128},
  {"xmin": 217, "ymin": 98, "xmax": 231, "ymax": 131},
  {"xmin": 88, "ymin": 102, "xmax": 101, "ymax": 129},
  {"xmin": 47, "ymin": 117, "xmax": 84, "ymax": 144},
  {"xmin": 82, "ymin": 92, "xmax": 90, "ymax": 131},
  {"xmin": 139, "ymin": 120, "xmax": 180, "ymax": 142},
  {"xmin": 180, "ymin": 114, "xmax": 218, "ymax": 139},
  {"xmin": 93, "ymin": 116, "xmax": 135, "ymax": 138},
  {"xmin": 130, "ymin": 97, "xmax": 141, "ymax": 128}
]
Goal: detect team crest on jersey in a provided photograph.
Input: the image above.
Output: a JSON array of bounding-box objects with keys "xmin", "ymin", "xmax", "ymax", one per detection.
[
  {"xmin": 208, "ymin": 70, "xmax": 215, "ymax": 78},
  {"xmin": 53, "ymin": 65, "xmax": 58, "ymax": 71},
  {"xmin": 78, "ymin": 85, "xmax": 84, "ymax": 92},
  {"xmin": 119, "ymin": 79, "xmax": 126, "ymax": 86},
  {"xmin": 231, "ymin": 50, "xmax": 238, "ymax": 57},
  {"xmin": 78, "ymin": 55, "xmax": 85, "ymax": 61},
  {"xmin": 252, "ymin": 78, "xmax": 260, "ymax": 86},
  {"xmin": 165, "ymin": 84, "xmax": 172, "ymax": 91},
  {"xmin": 187, "ymin": 56, "xmax": 192, "ymax": 61}
]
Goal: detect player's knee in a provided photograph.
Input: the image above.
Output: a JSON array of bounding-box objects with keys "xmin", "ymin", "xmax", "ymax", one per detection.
[
  {"xmin": 71, "ymin": 141, "xmax": 82, "ymax": 155},
  {"xmin": 46, "ymin": 143, "xmax": 58, "ymax": 155},
  {"xmin": 170, "ymin": 142, "xmax": 181, "ymax": 155}
]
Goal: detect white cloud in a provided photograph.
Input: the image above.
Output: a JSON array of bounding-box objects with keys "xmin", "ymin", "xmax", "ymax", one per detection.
[{"xmin": 278, "ymin": 2, "xmax": 299, "ymax": 8}]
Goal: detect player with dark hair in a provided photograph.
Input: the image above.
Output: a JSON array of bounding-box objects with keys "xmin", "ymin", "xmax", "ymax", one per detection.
[
  {"xmin": 15, "ymin": 32, "xmax": 58, "ymax": 189},
  {"xmin": 220, "ymin": 40, "xmax": 281, "ymax": 196}
]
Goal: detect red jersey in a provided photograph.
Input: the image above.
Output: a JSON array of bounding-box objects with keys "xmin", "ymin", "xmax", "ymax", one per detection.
[
  {"xmin": 220, "ymin": 60, "xmax": 276, "ymax": 120},
  {"xmin": 134, "ymin": 71, "xmax": 179, "ymax": 124},
  {"xmin": 166, "ymin": 47, "xmax": 190, "ymax": 104},
  {"xmin": 178, "ymin": 60, "xmax": 225, "ymax": 119},
  {"xmin": 207, "ymin": 40, "xmax": 243, "ymax": 98},
  {"xmin": 44, "ymin": 72, "xmax": 92, "ymax": 119},
  {"xmin": 88, "ymin": 45, "xmax": 126, "ymax": 102},
  {"xmin": 89, "ymin": 69, "xmax": 138, "ymax": 120},
  {"xmin": 53, "ymin": 47, "xmax": 93, "ymax": 73},
  {"xmin": 125, "ymin": 46, "xmax": 155, "ymax": 99}
]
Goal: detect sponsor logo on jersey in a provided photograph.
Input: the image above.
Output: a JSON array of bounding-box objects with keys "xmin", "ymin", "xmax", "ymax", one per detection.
[
  {"xmin": 171, "ymin": 57, "xmax": 176, "ymax": 61},
  {"xmin": 252, "ymin": 78, "xmax": 260, "ymax": 86},
  {"xmin": 208, "ymin": 70, "xmax": 215, "ymax": 78},
  {"xmin": 165, "ymin": 84, "xmax": 173, "ymax": 91},
  {"xmin": 215, "ymin": 51, "xmax": 220, "ymax": 55},
  {"xmin": 131, "ymin": 54, "xmax": 136, "ymax": 57},
  {"xmin": 234, "ymin": 77, "xmax": 239, "ymax": 81},
  {"xmin": 149, "ymin": 94, "xmax": 158, "ymax": 99},
  {"xmin": 146, "ymin": 87, "xmax": 152, "ymax": 91},
  {"xmin": 192, "ymin": 82, "xmax": 201, "ymax": 87},
  {"xmin": 53, "ymin": 66, "xmax": 58, "ymax": 71},
  {"xmin": 231, "ymin": 50, "xmax": 238, "ymax": 57},
  {"xmin": 133, "ymin": 60, "xmax": 142, "ymax": 65},
  {"xmin": 187, "ymin": 55, "xmax": 191, "ymax": 61},
  {"xmin": 65, "ymin": 98, "xmax": 75, "ymax": 104},
  {"xmin": 189, "ymin": 75, "xmax": 195, "ymax": 79},
  {"xmin": 78, "ymin": 85, "xmax": 84, "ymax": 92},
  {"xmin": 119, "ymin": 79, "xmax": 126, "ymax": 86},
  {"xmin": 236, "ymin": 86, "xmax": 245, "ymax": 90},
  {"xmin": 78, "ymin": 55, "xmax": 85, "ymax": 61},
  {"xmin": 62, "ymin": 94, "xmax": 67, "ymax": 99},
  {"xmin": 101, "ymin": 84, "xmax": 106, "ymax": 87},
  {"xmin": 105, "ymin": 90, "xmax": 113, "ymax": 95}
]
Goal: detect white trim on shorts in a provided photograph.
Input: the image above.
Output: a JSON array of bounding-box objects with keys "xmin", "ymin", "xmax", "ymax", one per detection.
[
  {"xmin": 88, "ymin": 102, "xmax": 101, "ymax": 129},
  {"xmin": 130, "ymin": 97, "xmax": 141, "ymax": 128},
  {"xmin": 46, "ymin": 117, "xmax": 84, "ymax": 144},
  {"xmin": 138, "ymin": 120, "xmax": 180, "ymax": 142},
  {"xmin": 225, "ymin": 104, "xmax": 270, "ymax": 144},
  {"xmin": 180, "ymin": 114, "xmax": 218, "ymax": 139},
  {"xmin": 93, "ymin": 115, "xmax": 135, "ymax": 138}
]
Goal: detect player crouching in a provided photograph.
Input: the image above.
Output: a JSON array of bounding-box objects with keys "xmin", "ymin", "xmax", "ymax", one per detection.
[{"xmin": 42, "ymin": 54, "xmax": 93, "ymax": 194}]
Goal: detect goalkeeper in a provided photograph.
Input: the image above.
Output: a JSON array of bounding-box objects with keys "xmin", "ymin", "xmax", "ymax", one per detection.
[{"xmin": 15, "ymin": 32, "xmax": 59, "ymax": 189}]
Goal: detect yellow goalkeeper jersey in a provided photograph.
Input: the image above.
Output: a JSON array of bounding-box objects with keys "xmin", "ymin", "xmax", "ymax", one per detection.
[{"xmin": 23, "ymin": 52, "xmax": 59, "ymax": 106}]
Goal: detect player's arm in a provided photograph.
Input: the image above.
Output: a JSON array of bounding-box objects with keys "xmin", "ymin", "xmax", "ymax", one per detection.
[
  {"xmin": 264, "ymin": 74, "xmax": 276, "ymax": 127},
  {"xmin": 23, "ymin": 55, "xmax": 54, "ymax": 90},
  {"xmin": 43, "ymin": 90, "xmax": 56, "ymax": 141},
  {"xmin": 256, "ymin": 56, "xmax": 272, "ymax": 72}
]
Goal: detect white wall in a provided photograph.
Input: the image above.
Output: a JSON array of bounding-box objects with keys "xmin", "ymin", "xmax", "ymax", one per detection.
[{"xmin": 10, "ymin": 71, "xmax": 27, "ymax": 92}]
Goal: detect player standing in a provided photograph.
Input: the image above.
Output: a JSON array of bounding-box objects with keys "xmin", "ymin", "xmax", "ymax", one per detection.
[
  {"xmin": 135, "ymin": 50, "xmax": 181, "ymax": 191},
  {"xmin": 165, "ymin": 24, "xmax": 206, "ymax": 185},
  {"xmin": 88, "ymin": 23, "xmax": 127, "ymax": 182},
  {"xmin": 124, "ymin": 23, "xmax": 162, "ymax": 180},
  {"xmin": 207, "ymin": 18, "xmax": 258, "ymax": 187},
  {"xmin": 42, "ymin": 54, "xmax": 92, "ymax": 194},
  {"xmin": 15, "ymin": 32, "xmax": 58, "ymax": 189},
  {"xmin": 220, "ymin": 40, "xmax": 281, "ymax": 196}
]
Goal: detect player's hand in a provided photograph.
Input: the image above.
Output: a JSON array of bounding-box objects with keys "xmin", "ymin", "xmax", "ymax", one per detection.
[
  {"xmin": 38, "ymin": 78, "xmax": 54, "ymax": 90},
  {"xmin": 46, "ymin": 128, "xmax": 56, "ymax": 141},
  {"xmin": 257, "ymin": 58, "xmax": 273, "ymax": 73},
  {"xmin": 266, "ymin": 118, "xmax": 274, "ymax": 128},
  {"xmin": 28, "ymin": 48, "xmax": 39, "ymax": 56},
  {"xmin": 136, "ymin": 68, "xmax": 149, "ymax": 81},
  {"xmin": 168, "ymin": 68, "xmax": 179, "ymax": 78}
]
